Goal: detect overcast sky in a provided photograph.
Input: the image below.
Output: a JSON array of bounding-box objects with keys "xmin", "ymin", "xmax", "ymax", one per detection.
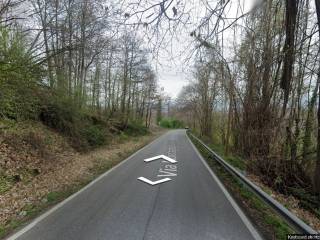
[
  {"xmin": 20, "ymin": 0, "xmax": 260, "ymax": 99},
  {"xmin": 151, "ymin": 0, "xmax": 259, "ymax": 98}
]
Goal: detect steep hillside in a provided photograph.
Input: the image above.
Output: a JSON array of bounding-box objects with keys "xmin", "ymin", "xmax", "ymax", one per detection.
[{"xmin": 0, "ymin": 119, "xmax": 163, "ymax": 238}]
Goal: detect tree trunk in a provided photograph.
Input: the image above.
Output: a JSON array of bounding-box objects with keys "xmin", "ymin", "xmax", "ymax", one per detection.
[
  {"xmin": 313, "ymin": 0, "xmax": 320, "ymax": 194},
  {"xmin": 281, "ymin": 0, "xmax": 299, "ymax": 114}
]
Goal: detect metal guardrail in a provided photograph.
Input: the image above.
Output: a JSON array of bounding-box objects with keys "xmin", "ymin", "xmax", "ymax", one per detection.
[{"xmin": 188, "ymin": 132, "xmax": 318, "ymax": 234}]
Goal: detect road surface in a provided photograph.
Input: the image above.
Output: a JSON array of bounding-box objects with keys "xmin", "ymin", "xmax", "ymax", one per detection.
[{"xmin": 8, "ymin": 130, "xmax": 262, "ymax": 240}]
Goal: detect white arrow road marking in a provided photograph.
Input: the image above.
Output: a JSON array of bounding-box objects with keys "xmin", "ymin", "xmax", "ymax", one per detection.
[
  {"xmin": 137, "ymin": 177, "xmax": 172, "ymax": 185},
  {"xmin": 144, "ymin": 155, "xmax": 177, "ymax": 164}
]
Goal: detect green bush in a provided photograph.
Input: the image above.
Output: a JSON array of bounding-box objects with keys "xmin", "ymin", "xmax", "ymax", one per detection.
[
  {"xmin": 39, "ymin": 95, "xmax": 80, "ymax": 136},
  {"xmin": 39, "ymin": 95, "xmax": 109, "ymax": 149},
  {"xmin": 124, "ymin": 122, "xmax": 149, "ymax": 136},
  {"xmin": 0, "ymin": 26, "xmax": 42, "ymax": 120},
  {"xmin": 159, "ymin": 118, "xmax": 184, "ymax": 128},
  {"xmin": 81, "ymin": 125, "xmax": 106, "ymax": 147}
]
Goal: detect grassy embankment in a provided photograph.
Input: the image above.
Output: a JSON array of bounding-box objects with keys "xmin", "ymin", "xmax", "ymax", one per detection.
[
  {"xmin": 0, "ymin": 116, "xmax": 164, "ymax": 238},
  {"xmin": 188, "ymin": 132, "xmax": 296, "ymax": 240}
]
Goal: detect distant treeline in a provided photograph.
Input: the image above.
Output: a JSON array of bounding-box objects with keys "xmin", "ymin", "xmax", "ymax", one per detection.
[{"xmin": 159, "ymin": 118, "xmax": 184, "ymax": 129}]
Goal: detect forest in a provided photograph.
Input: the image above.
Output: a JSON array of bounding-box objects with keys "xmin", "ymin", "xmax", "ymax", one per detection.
[
  {"xmin": 172, "ymin": 0, "xmax": 320, "ymax": 224},
  {"xmin": 1, "ymin": 0, "xmax": 320, "ymax": 237},
  {"xmin": 0, "ymin": 0, "xmax": 158, "ymax": 149},
  {"xmin": 0, "ymin": 1, "xmax": 163, "ymax": 236}
]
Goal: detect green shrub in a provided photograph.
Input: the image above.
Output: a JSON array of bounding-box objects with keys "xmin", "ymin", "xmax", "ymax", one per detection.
[
  {"xmin": 39, "ymin": 95, "xmax": 80, "ymax": 136},
  {"xmin": 159, "ymin": 118, "xmax": 184, "ymax": 128},
  {"xmin": 124, "ymin": 122, "xmax": 149, "ymax": 136},
  {"xmin": 0, "ymin": 26, "xmax": 42, "ymax": 120},
  {"xmin": 119, "ymin": 132, "xmax": 129, "ymax": 142},
  {"xmin": 159, "ymin": 118, "xmax": 171, "ymax": 128},
  {"xmin": 39, "ymin": 95, "xmax": 110, "ymax": 149},
  {"xmin": 81, "ymin": 125, "xmax": 106, "ymax": 147}
]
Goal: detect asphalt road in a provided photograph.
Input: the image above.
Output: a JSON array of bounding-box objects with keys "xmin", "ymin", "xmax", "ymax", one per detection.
[{"xmin": 8, "ymin": 130, "xmax": 262, "ymax": 240}]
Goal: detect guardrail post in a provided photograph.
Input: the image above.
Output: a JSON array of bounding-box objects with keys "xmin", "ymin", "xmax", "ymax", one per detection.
[{"xmin": 187, "ymin": 132, "xmax": 318, "ymax": 234}]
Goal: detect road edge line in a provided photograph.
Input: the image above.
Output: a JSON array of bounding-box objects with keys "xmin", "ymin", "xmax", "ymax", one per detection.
[
  {"xmin": 186, "ymin": 133, "xmax": 263, "ymax": 240},
  {"xmin": 6, "ymin": 131, "xmax": 169, "ymax": 240}
]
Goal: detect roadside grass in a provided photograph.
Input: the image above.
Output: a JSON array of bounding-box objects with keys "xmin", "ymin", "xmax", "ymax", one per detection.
[
  {"xmin": 0, "ymin": 168, "xmax": 44, "ymax": 196},
  {"xmin": 188, "ymin": 133, "xmax": 295, "ymax": 240},
  {"xmin": 0, "ymin": 184, "xmax": 85, "ymax": 238},
  {"xmin": 204, "ymin": 141, "xmax": 246, "ymax": 171},
  {"xmin": 0, "ymin": 175, "xmax": 13, "ymax": 194},
  {"xmin": 0, "ymin": 132, "xmax": 163, "ymax": 239}
]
